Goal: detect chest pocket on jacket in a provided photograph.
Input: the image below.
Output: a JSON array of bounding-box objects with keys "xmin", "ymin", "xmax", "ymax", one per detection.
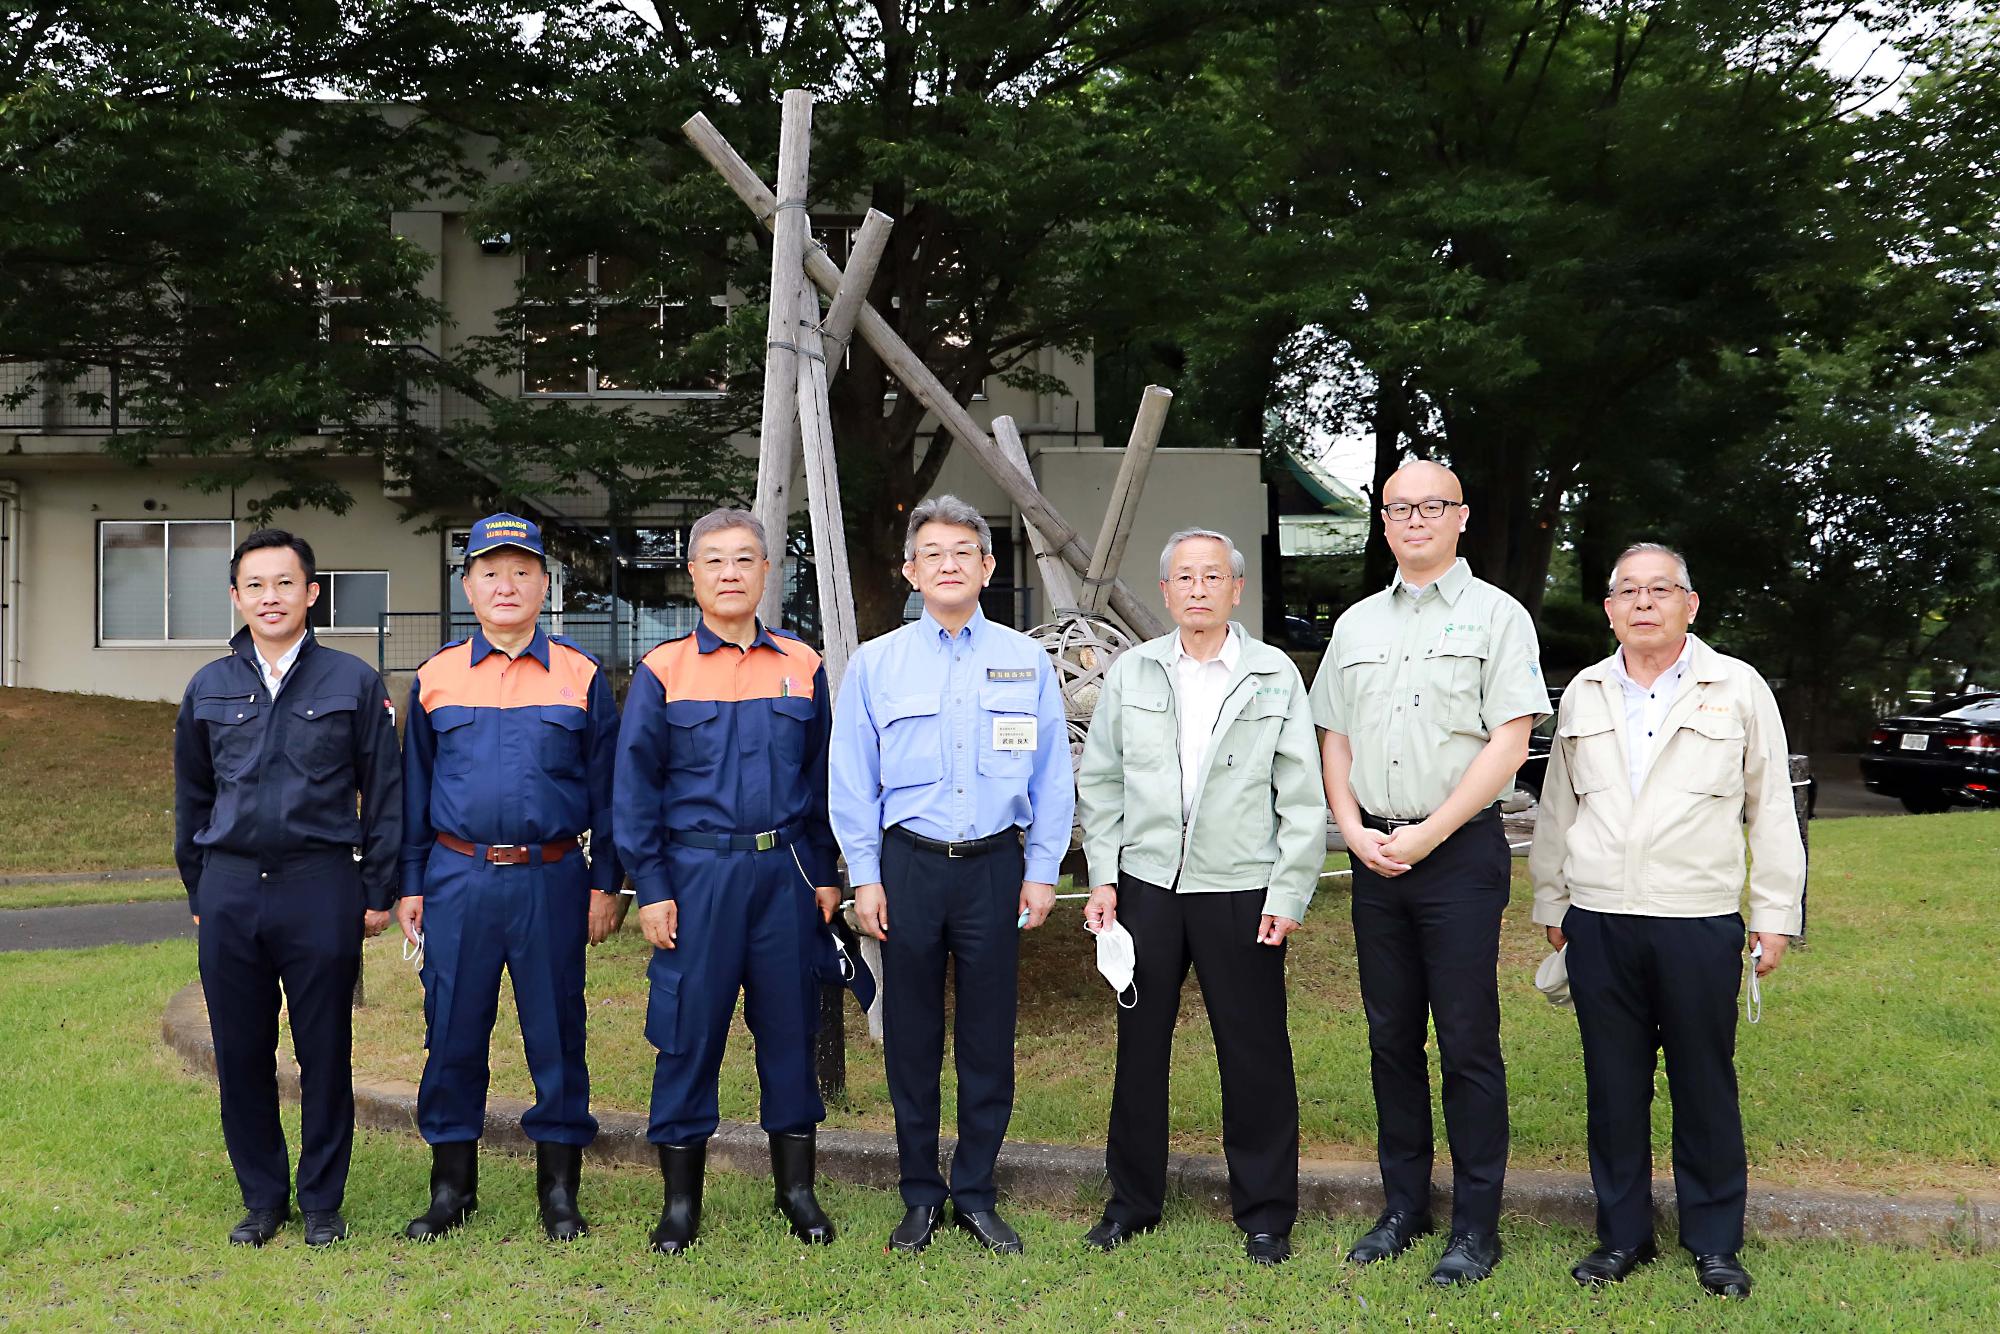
[
  {"xmin": 195, "ymin": 696, "xmax": 261, "ymax": 781},
  {"xmin": 1668, "ymin": 709, "xmax": 1746, "ymax": 798},
  {"xmin": 663, "ymin": 699, "xmax": 722, "ymax": 784},
  {"xmin": 1223, "ymin": 687, "xmax": 1289, "ymax": 762},
  {"xmin": 1425, "ymin": 627, "xmax": 1491, "ymax": 733},
  {"xmin": 878, "ymin": 693, "xmax": 942, "ymax": 788},
  {"xmin": 1334, "ymin": 644, "xmax": 1392, "ymax": 728},
  {"xmin": 769, "ymin": 694, "xmax": 817, "ymax": 769},
  {"xmin": 977, "ymin": 683, "xmax": 1038, "ymax": 779},
  {"xmin": 539, "ymin": 704, "xmax": 588, "ymax": 778},
  {"xmin": 428, "ymin": 705, "xmax": 478, "ymax": 777},
  {"xmin": 290, "ymin": 694, "xmax": 357, "ymax": 781},
  {"xmin": 1558, "ymin": 712, "xmax": 1620, "ymax": 796},
  {"xmin": 1119, "ymin": 686, "xmax": 1171, "ymax": 763}
]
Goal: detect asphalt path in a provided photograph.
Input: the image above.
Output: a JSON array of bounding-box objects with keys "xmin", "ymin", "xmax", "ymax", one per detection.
[{"xmin": 0, "ymin": 899, "xmax": 194, "ymax": 953}]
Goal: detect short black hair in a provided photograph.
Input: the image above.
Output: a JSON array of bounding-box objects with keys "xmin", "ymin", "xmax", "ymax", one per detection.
[{"xmin": 230, "ymin": 528, "xmax": 316, "ymax": 586}]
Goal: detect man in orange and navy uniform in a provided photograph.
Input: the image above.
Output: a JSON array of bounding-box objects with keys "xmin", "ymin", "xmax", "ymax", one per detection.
[
  {"xmin": 614, "ymin": 508, "xmax": 845, "ymax": 1256},
  {"xmin": 394, "ymin": 513, "xmax": 622, "ymax": 1243}
]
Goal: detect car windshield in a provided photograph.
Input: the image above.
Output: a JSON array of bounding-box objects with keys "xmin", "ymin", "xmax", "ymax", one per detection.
[{"xmin": 1941, "ymin": 698, "xmax": 2000, "ymax": 723}]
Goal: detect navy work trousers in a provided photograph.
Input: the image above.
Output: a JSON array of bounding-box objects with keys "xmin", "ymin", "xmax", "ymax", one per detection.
[
  {"xmin": 196, "ymin": 848, "xmax": 363, "ymax": 1214},
  {"xmin": 416, "ymin": 843, "xmax": 595, "ymax": 1146},
  {"xmin": 1348, "ymin": 807, "xmax": 1511, "ymax": 1235},
  {"xmin": 645, "ymin": 841, "xmax": 825, "ymax": 1144},
  {"xmin": 1564, "ymin": 906, "xmax": 1749, "ymax": 1255},
  {"xmin": 1105, "ymin": 876, "xmax": 1298, "ymax": 1236},
  {"xmin": 879, "ymin": 829, "xmax": 1024, "ymax": 1213}
]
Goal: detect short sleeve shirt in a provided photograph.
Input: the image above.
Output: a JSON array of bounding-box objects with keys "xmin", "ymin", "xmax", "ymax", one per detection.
[{"xmin": 1310, "ymin": 558, "xmax": 1549, "ymax": 818}]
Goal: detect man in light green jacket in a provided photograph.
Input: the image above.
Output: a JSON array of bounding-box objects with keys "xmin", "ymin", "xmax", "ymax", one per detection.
[{"xmin": 1075, "ymin": 528, "xmax": 1324, "ymax": 1266}]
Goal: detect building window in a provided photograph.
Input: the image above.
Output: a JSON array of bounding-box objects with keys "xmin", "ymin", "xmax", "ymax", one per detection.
[
  {"xmin": 98, "ymin": 520, "xmax": 234, "ymax": 644},
  {"xmin": 309, "ymin": 571, "xmax": 390, "ymax": 632},
  {"xmin": 521, "ymin": 249, "xmax": 728, "ymax": 397}
]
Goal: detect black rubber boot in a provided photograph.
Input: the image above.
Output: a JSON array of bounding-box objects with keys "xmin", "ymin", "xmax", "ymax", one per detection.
[
  {"xmin": 404, "ymin": 1141, "xmax": 478, "ymax": 1241},
  {"xmin": 649, "ymin": 1142, "xmax": 705, "ymax": 1255},
  {"xmin": 770, "ymin": 1130, "xmax": 835, "ymax": 1244},
  {"xmin": 535, "ymin": 1142, "xmax": 589, "ymax": 1242}
]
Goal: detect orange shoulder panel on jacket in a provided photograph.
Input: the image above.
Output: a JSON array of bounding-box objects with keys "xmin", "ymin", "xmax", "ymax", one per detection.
[{"xmin": 638, "ymin": 633, "xmax": 821, "ymax": 703}]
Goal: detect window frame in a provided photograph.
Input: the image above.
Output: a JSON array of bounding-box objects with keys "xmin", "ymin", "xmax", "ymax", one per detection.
[
  {"xmin": 519, "ymin": 251, "xmax": 729, "ymax": 401},
  {"xmin": 309, "ymin": 569, "xmax": 392, "ymax": 634},
  {"xmin": 96, "ymin": 519, "xmax": 237, "ymax": 647}
]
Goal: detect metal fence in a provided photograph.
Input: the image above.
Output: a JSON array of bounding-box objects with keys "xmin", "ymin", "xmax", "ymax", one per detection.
[{"xmin": 379, "ymin": 611, "xmax": 627, "ymax": 674}]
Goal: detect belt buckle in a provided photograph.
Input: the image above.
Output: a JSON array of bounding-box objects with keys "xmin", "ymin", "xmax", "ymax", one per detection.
[
  {"xmin": 946, "ymin": 840, "xmax": 964, "ymax": 859},
  {"xmin": 754, "ymin": 830, "xmax": 778, "ymax": 853},
  {"xmin": 487, "ymin": 843, "xmax": 520, "ymax": 864}
]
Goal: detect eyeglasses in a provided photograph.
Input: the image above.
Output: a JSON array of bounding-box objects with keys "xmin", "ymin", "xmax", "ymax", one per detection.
[
  {"xmin": 1381, "ymin": 499, "xmax": 1464, "ymax": 524},
  {"xmin": 1168, "ymin": 572, "xmax": 1234, "ymax": 591},
  {"xmin": 1609, "ymin": 582, "xmax": 1689, "ymax": 603},
  {"xmin": 913, "ymin": 545, "xmax": 983, "ymax": 569},
  {"xmin": 696, "ymin": 554, "xmax": 763, "ymax": 571}
]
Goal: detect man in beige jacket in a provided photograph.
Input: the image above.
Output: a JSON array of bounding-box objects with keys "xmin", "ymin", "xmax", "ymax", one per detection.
[{"xmin": 1529, "ymin": 543, "xmax": 1804, "ymax": 1300}]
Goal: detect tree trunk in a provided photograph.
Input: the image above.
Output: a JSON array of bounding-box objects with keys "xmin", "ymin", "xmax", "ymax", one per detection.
[{"xmin": 1361, "ymin": 372, "xmax": 1406, "ymax": 592}]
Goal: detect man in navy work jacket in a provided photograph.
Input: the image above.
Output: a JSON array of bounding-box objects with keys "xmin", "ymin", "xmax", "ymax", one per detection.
[
  {"xmin": 614, "ymin": 507, "xmax": 844, "ymax": 1255},
  {"xmin": 829, "ymin": 494, "xmax": 1075, "ymax": 1256},
  {"xmin": 174, "ymin": 528, "xmax": 401, "ymax": 1249},
  {"xmin": 395, "ymin": 513, "xmax": 622, "ymax": 1243}
]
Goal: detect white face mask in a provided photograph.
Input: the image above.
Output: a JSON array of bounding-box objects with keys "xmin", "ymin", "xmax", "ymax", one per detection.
[{"xmin": 1091, "ymin": 920, "xmax": 1138, "ymax": 1009}]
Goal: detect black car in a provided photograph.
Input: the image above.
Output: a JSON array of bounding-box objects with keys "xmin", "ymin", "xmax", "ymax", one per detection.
[{"xmin": 1860, "ymin": 693, "xmax": 2000, "ymax": 814}]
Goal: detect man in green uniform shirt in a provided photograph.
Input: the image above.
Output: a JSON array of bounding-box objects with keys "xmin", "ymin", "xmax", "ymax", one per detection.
[{"xmin": 1311, "ymin": 460, "xmax": 1548, "ymax": 1286}]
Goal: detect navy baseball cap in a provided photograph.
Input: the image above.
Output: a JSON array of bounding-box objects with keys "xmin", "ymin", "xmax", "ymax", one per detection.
[{"xmin": 465, "ymin": 512, "xmax": 545, "ymax": 561}]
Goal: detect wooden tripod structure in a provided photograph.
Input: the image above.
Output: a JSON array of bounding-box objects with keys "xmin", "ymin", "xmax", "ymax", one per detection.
[{"xmin": 682, "ymin": 93, "xmax": 1174, "ymax": 703}]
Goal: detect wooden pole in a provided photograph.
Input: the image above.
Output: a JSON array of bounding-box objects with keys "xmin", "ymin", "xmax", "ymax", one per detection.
[
  {"xmin": 752, "ymin": 89, "xmax": 814, "ymax": 626},
  {"xmin": 822, "ymin": 209, "xmax": 892, "ymax": 390},
  {"xmin": 993, "ymin": 415, "xmax": 1082, "ymax": 617},
  {"xmin": 795, "ymin": 277, "xmax": 859, "ymax": 695},
  {"xmin": 681, "ymin": 112, "xmax": 1168, "ymax": 642},
  {"xmin": 1082, "ymin": 385, "xmax": 1173, "ymax": 615}
]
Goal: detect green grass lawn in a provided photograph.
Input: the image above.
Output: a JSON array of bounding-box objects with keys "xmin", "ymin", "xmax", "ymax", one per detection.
[
  {"xmin": 0, "ymin": 687, "xmax": 177, "ymax": 873},
  {"xmin": 2, "ymin": 941, "xmax": 1996, "ymax": 1329},
  {"xmin": 336, "ymin": 811, "xmax": 2000, "ymax": 1198},
  {"xmin": 0, "ymin": 876, "xmax": 186, "ymax": 910}
]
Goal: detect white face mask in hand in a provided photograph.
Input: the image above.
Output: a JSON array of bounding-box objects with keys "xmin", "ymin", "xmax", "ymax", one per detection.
[
  {"xmin": 1746, "ymin": 940, "xmax": 1762, "ymax": 1025},
  {"xmin": 1090, "ymin": 920, "xmax": 1138, "ymax": 1009}
]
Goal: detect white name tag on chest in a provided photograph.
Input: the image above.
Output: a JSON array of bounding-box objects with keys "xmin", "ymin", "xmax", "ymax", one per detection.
[{"xmin": 992, "ymin": 716, "xmax": 1038, "ymax": 751}]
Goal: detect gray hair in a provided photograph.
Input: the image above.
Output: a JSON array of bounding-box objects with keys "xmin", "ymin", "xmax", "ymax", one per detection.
[
  {"xmin": 1608, "ymin": 542, "xmax": 1692, "ymax": 593},
  {"xmin": 1158, "ymin": 527, "xmax": 1246, "ymax": 581},
  {"xmin": 688, "ymin": 507, "xmax": 768, "ymax": 559},
  {"xmin": 904, "ymin": 494, "xmax": 993, "ymax": 560}
]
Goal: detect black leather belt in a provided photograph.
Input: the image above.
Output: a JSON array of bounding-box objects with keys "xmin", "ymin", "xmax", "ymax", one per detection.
[
  {"xmin": 669, "ymin": 822, "xmax": 801, "ymax": 854},
  {"xmin": 888, "ymin": 824, "xmax": 1020, "ymax": 859},
  {"xmin": 1359, "ymin": 804, "xmax": 1499, "ymax": 834}
]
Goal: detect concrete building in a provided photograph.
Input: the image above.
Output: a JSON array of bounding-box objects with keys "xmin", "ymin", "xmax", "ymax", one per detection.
[{"xmin": 0, "ymin": 211, "xmax": 1265, "ymax": 702}]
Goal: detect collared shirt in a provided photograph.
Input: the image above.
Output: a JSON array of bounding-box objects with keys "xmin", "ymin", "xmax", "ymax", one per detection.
[
  {"xmin": 1311, "ymin": 557, "xmax": 1549, "ymax": 819},
  {"xmin": 1173, "ymin": 625, "xmax": 1241, "ymax": 820},
  {"xmin": 1610, "ymin": 637, "xmax": 1693, "ymax": 796},
  {"xmin": 828, "ymin": 606, "xmax": 1075, "ymax": 886},
  {"xmin": 401, "ymin": 626, "xmax": 621, "ymax": 895},
  {"xmin": 173, "ymin": 628, "xmax": 403, "ymax": 912},
  {"xmin": 1529, "ymin": 633, "xmax": 1805, "ymax": 935},
  {"xmin": 613, "ymin": 618, "xmax": 837, "ymax": 907},
  {"xmin": 253, "ymin": 631, "xmax": 306, "ymax": 699}
]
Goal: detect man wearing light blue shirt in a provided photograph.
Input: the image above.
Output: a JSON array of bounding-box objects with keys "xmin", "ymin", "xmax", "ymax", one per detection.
[{"xmin": 829, "ymin": 494, "xmax": 1074, "ymax": 1257}]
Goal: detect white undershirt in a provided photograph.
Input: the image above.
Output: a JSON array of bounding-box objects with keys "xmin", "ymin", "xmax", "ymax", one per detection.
[
  {"xmin": 1611, "ymin": 638, "xmax": 1692, "ymax": 796},
  {"xmin": 256, "ymin": 632, "xmax": 306, "ymax": 699},
  {"xmin": 1172, "ymin": 625, "xmax": 1241, "ymax": 820}
]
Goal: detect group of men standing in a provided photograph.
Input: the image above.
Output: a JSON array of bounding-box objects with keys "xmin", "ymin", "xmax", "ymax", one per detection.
[{"xmin": 174, "ymin": 462, "xmax": 1801, "ymax": 1301}]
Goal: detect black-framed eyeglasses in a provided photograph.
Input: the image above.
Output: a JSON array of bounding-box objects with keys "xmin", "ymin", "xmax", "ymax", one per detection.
[
  {"xmin": 1609, "ymin": 582, "xmax": 1689, "ymax": 603},
  {"xmin": 1381, "ymin": 499, "xmax": 1465, "ymax": 524}
]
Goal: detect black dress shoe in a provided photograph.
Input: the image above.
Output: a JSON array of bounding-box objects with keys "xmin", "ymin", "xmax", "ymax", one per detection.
[
  {"xmin": 1694, "ymin": 1252, "xmax": 1753, "ymax": 1298},
  {"xmin": 1082, "ymin": 1215, "xmax": 1158, "ymax": 1252},
  {"xmin": 302, "ymin": 1210, "xmax": 348, "ymax": 1248},
  {"xmin": 1345, "ymin": 1210, "xmax": 1435, "ymax": 1264},
  {"xmin": 228, "ymin": 1207, "xmax": 287, "ymax": 1247},
  {"xmin": 536, "ymin": 1142, "xmax": 589, "ymax": 1242},
  {"xmin": 1429, "ymin": 1232, "xmax": 1502, "ymax": 1286},
  {"xmin": 1571, "ymin": 1238, "xmax": 1657, "ymax": 1286},
  {"xmin": 888, "ymin": 1204, "xmax": 942, "ymax": 1254},
  {"xmin": 954, "ymin": 1207, "xmax": 1024, "ymax": 1254},
  {"xmin": 406, "ymin": 1140, "xmax": 479, "ymax": 1241},
  {"xmin": 1245, "ymin": 1232, "xmax": 1291, "ymax": 1265}
]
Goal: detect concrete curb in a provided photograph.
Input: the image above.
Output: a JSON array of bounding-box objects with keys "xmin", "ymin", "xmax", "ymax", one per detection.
[
  {"xmin": 162, "ymin": 983, "xmax": 1993, "ymax": 1249},
  {"xmin": 0, "ymin": 866, "xmax": 178, "ymax": 887}
]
